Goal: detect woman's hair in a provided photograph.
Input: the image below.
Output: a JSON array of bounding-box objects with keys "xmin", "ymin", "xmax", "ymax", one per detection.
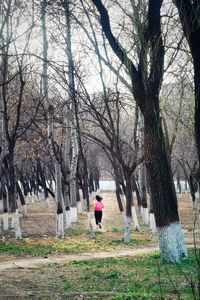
[{"xmin": 96, "ymin": 195, "xmax": 103, "ymax": 201}]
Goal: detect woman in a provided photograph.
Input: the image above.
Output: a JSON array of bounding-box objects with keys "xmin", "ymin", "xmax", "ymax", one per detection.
[{"xmin": 94, "ymin": 195, "xmax": 104, "ymax": 229}]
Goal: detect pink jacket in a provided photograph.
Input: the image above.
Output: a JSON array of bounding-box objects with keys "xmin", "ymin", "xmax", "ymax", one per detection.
[{"xmin": 94, "ymin": 200, "xmax": 104, "ymax": 211}]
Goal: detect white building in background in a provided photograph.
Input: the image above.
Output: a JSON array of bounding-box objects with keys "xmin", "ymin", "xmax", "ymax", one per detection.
[
  {"xmin": 99, "ymin": 181, "xmax": 116, "ymax": 191},
  {"xmin": 99, "ymin": 180, "xmax": 190, "ymax": 193}
]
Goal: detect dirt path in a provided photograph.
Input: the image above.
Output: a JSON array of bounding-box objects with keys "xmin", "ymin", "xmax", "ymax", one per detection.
[{"xmin": 0, "ymin": 247, "xmax": 159, "ymax": 271}]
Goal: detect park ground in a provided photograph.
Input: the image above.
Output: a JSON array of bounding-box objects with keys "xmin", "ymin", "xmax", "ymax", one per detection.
[{"xmin": 0, "ymin": 192, "xmax": 199, "ymax": 300}]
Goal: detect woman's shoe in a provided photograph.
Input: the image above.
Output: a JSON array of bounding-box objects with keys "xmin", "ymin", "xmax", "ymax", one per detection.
[{"xmin": 99, "ymin": 223, "xmax": 102, "ymax": 229}]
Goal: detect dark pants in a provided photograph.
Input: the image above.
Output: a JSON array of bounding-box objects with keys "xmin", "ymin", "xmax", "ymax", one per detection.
[{"xmin": 94, "ymin": 210, "xmax": 102, "ymax": 225}]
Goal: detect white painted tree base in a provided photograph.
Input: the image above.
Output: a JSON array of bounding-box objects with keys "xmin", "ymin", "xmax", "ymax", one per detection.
[
  {"xmin": 195, "ymin": 199, "xmax": 200, "ymax": 223},
  {"xmin": 171, "ymin": 222, "xmax": 188, "ymax": 258},
  {"xmin": 149, "ymin": 213, "xmax": 156, "ymax": 232},
  {"xmin": 45, "ymin": 197, "xmax": 51, "ymax": 208},
  {"xmin": 121, "ymin": 211, "xmax": 126, "ymax": 224},
  {"xmin": 132, "ymin": 191, "xmax": 136, "ymax": 199},
  {"xmin": 157, "ymin": 224, "xmax": 179, "ymax": 263},
  {"xmin": 65, "ymin": 210, "xmax": 71, "ymax": 229},
  {"xmin": 13, "ymin": 212, "xmax": 22, "ymax": 239},
  {"xmin": 71, "ymin": 206, "xmax": 78, "ymax": 223},
  {"xmin": 124, "ymin": 216, "xmax": 132, "ymax": 243},
  {"xmin": 31, "ymin": 194, "xmax": 35, "ymax": 203},
  {"xmin": 0, "ymin": 201, "xmax": 3, "ymax": 212},
  {"xmin": 92, "ymin": 191, "xmax": 97, "ymax": 199},
  {"xmin": 138, "ymin": 205, "xmax": 142, "ymax": 218},
  {"xmin": 3, "ymin": 213, "xmax": 9, "ymax": 230},
  {"xmin": 87, "ymin": 212, "xmax": 95, "ymax": 237},
  {"xmin": 31, "ymin": 194, "xmax": 37, "ymax": 203},
  {"xmin": 56, "ymin": 213, "xmax": 64, "ymax": 238},
  {"xmin": 178, "ymin": 194, "xmax": 182, "ymax": 199},
  {"xmin": 121, "ymin": 194, "xmax": 125, "ymax": 202},
  {"xmin": 142, "ymin": 207, "xmax": 149, "ymax": 225},
  {"xmin": 82, "ymin": 198, "xmax": 87, "ymax": 211},
  {"xmin": 77, "ymin": 201, "xmax": 83, "ymax": 213},
  {"xmin": 157, "ymin": 222, "xmax": 187, "ymax": 263},
  {"xmin": 192, "ymin": 201, "xmax": 197, "ymax": 209},
  {"xmin": 131, "ymin": 206, "xmax": 140, "ymax": 231},
  {"xmin": 25, "ymin": 195, "xmax": 30, "ymax": 203},
  {"xmin": 11, "ymin": 209, "xmax": 18, "ymax": 228},
  {"xmin": 22, "ymin": 205, "xmax": 28, "ymax": 219}
]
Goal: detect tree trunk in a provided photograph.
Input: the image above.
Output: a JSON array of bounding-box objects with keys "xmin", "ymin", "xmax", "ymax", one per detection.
[
  {"xmin": 115, "ymin": 178, "xmax": 124, "ymax": 213},
  {"xmin": 2, "ymin": 181, "xmax": 8, "ymax": 230},
  {"xmin": 176, "ymin": 175, "xmax": 182, "ymax": 196},
  {"xmin": 124, "ymin": 171, "xmax": 139, "ymax": 242},
  {"xmin": 37, "ymin": 160, "xmax": 50, "ymax": 207},
  {"xmin": 16, "ymin": 181, "xmax": 27, "ymax": 219},
  {"xmin": 138, "ymin": 113, "xmax": 149, "ymax": 224},
  {"xmin": 63, "ymin": 0, "xmax": 79, "ymax": 223},
  {"xmin": 144, "ymin": 103, "xmax": 187, "ymax": 262},
  {"xmin": 7, "ymin": 154, "xmax": 21, "ymax": 239},
  {"xmin": 149, "ymin": 192, "xmax": 156, "ymax": 232},
  {"xmin": 41, "ymin": 0, "xmax": 64, "ymax": 238},
  {"xmin": 62, "ymin": 116, "xmax": 72, "ymax": 229},
  {"xmin": 62, "ymin": 179, "xmax": 71, "ymax": 229},
  {"xmin": 55, "ymin": 161, "xmax": 64, "ymax": 238},
  {"xmin": 69, "ymin": 124, "xmax": 79, "ymax": 223},
  {"xmin": 139, "ymin": 164, "xmax": 149, "ymax": 225},
  {"xmin": 76, "ymin": 184, "xmax": 82, "ymax": 213},
  {"xmin": 132, "ymin": 175, "xmax": 142, "ymax": 217}
]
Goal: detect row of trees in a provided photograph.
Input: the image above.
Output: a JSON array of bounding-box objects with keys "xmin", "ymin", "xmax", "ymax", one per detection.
[{"xmin": 0, "ymin": 0, "xmax": 199, "ymax": 263}]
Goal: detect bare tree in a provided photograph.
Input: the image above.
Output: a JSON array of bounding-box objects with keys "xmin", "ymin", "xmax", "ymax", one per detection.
[{"xmin": 87, "ymin": 0, "xmax": 187, "ymax": 262}]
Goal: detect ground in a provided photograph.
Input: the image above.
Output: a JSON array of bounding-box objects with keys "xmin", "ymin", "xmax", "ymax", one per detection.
[{"xmin": 0, "ymin": 192, "xmax": 199, "ymax": 299}]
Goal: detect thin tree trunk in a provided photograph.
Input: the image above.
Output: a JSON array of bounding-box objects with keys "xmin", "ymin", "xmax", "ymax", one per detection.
[
  {"xmin": 124, "ymin": 171, "xmax": 139, "ymax": 242},
  {"xmin": 138, "ymin": 113, "xmax": 149, "ymax": 225},
  {"xmin": 2, "ymin": 181, "xmax": 8, "ymax": 230},
  {"xmin": 41, "ymin": 0, "xmax": 64, "ymax": 236},
  {"xmin": 62, "ymin": 118, "xmax": 72, "ymax": 229},
  {"xmin": 115, "ymin": 178, "xmax": 124, "ymax": 213},
  {"xmin": 76, "ymin": 184, "xmax": 82, "ymax": 213},
  {"xmin": 7, "ymin": 154, "xmax": 21, "ymax": 239},
  {"xmin": 16, "ymin": 181, "xmax": 27, "ymax": 219},
  {"xmin": 132, "ymin": 175, "xmax": 142, "ymax": 217},
  {"xmin": 55, "ymin": 161, "xmax": 64, "ymax": 238},
  {"xmin": 63, "ymin": 0, "xmax": 79, "ymax": 223},
  {"xmin": 176, "ymin": 175, "xmax": 182, "ymax": 196}
]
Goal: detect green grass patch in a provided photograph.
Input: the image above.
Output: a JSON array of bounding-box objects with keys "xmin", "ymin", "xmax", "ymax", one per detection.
[
  {"xmin": 0, "ymin": 242, "xmax": 54, "ymax": 256},
  {"xmin": 110, "ymin": 238, "xmax": 151, "ymax": 246},
  {"xmin": 94, "ymin": 230, "xmax": 102, "ymax": 235},
  {"xmin": 50, "ymin": 249, "xmax": 198, "ymax": 300},
  {"xmin": 0, "ymin": 232, "xmax": 154, "ymax": 257},
  {"xmin": 0, "ymin": 249, "xmax": 198, "ymax": 299},
  {"xmin": 0, "ymin": 236, "xmax": 111, "ymax": 257},
  {"xmin": 111, "ymin": 226, "xmax": 121, "ymax": 233}
]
